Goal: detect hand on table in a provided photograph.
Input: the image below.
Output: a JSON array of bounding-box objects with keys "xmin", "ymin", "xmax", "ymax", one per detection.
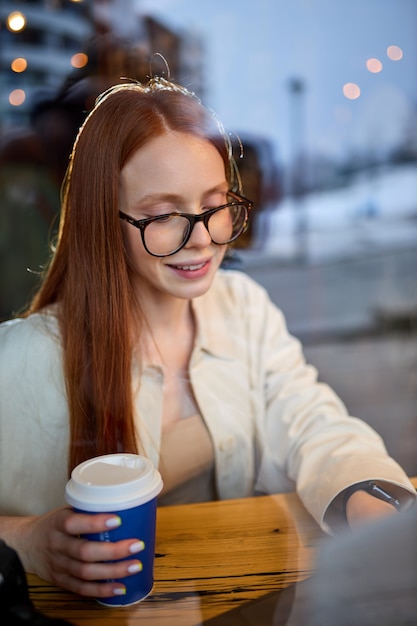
[{"xmin": 8, "ymin": 508, "xmax": 144, "ymax": 598}]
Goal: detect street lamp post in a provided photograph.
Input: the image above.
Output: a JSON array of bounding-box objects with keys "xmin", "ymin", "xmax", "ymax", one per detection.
[{"xmin": 288, "ymin": 76, "xmax": 308, "ymax": 262}]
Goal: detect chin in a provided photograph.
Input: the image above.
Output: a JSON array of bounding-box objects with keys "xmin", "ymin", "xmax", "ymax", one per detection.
[{"xmin": 174, "ymin": 275, "xmax": 217, "ymax": 300}]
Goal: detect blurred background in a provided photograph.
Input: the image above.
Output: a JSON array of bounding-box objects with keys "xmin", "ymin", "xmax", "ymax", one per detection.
[{"xmin": 0, "ymin": 0, "xmax": 416, "ymax": 474}]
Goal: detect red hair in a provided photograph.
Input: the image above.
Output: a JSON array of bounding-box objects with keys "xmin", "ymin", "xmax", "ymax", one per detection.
[{"xmin": 27, "ymin": 79, "xmax": 237, "ymax": 474}]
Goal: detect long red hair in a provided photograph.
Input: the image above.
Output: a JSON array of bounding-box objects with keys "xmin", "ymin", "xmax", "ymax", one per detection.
[{"xmin": 27, "ymin": 79, "xmax": 238, "ymax": 474}]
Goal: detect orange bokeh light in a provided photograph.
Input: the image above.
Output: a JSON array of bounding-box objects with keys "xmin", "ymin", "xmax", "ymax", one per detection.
[
  {"xmin": 71, "ymin": 52, "xmax": 88, "ymax": 69},
  {"xmin": 11, "ymin": 57, "xmax": 28, "ymax": 73}
]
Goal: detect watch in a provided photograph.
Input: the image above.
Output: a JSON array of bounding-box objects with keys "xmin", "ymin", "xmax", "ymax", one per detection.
[{"xmin": 343, "ymin": 481, "xmax": 401, "ymax": 518}]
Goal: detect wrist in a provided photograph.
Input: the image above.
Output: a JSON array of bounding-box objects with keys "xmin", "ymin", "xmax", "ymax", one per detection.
[
  {"xmin": 343, "ymin": 481, "xmax": 401, "ymax": 521},
  {"xmin": 0, "ymin": 516, "xmax": 37, "ymax": 573}
]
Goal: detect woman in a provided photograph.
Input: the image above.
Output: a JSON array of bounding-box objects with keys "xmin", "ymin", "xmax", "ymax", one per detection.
[{"xmin": 0, "ymin": 78, "xmax": 415, "ymax": 599}]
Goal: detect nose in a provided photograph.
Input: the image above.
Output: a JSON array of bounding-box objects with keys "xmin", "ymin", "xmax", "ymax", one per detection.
[{"xmin": 185, "ymin": 219, "xmax": 212, "ymax": 248}]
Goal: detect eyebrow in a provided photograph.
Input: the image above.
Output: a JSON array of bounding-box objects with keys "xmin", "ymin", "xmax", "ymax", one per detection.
[{"xmin": 135, "ymin": 184, "xmax": 229, "ymax": 206}]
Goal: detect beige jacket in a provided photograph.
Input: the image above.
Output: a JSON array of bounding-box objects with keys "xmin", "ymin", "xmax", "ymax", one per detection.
[{"xmin": 1, "ymin": 270, "xmax": 415, "ymax": 531}]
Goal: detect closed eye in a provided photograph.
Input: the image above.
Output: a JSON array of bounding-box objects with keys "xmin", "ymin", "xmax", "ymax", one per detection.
[{"xmin": 151, "ymin": 212, "xmax": 182, "ymax": 223}]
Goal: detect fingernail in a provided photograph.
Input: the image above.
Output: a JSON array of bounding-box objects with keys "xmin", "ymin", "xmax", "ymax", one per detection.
[
  {"xmin": 105, "ymin": 516, "xmax": 122, "ymax": 529},
  {"xmin": 127, "ymin": 561, "xmax": 143, "ymax": 574},
  {"xmin": 129, "ymin": 540, "xmax": 145, "ymax": 554},
  {"xmin": 113, "ymin": 586, "xmax": 126, "ymax": 596}
]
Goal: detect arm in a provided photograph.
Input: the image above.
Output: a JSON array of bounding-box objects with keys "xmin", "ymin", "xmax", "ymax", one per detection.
[
  {"xmin": 243, "ymin": 277, "xmax": 417, "ymax": 531},
  {"xmin": 0, "ymin": 318, "xmax": 142, "ymax": 597},
  {"xmin": 0, "ymin": 509, "xmax": 144, "ymax": 598}
]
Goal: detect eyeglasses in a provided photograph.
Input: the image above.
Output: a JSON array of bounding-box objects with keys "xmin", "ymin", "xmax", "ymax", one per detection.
[{"xmin": 119, "ymin": 191, "xmax": 252, "ymax": 257}]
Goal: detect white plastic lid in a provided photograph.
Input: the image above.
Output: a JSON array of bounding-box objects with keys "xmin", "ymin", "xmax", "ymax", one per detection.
[{"xmin": 65, "ymin": 453, "xmax": 163, "ymax": 512}]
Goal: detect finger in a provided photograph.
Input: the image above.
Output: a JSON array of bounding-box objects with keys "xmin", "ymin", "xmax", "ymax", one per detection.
[
  {"xmin": 62, "ymin": 510, "xmax": 123, "ymax": 536},
  {"xmin": 54, "ymin": 570, "xmax": 128, "ymax": 599},
  {"xmin": 65, "ymin": 536, "xmax": 145, "ymax": 563},
  {"xmin": 65, "ymin": 555, "xmax": 144, "ymax": 582}
]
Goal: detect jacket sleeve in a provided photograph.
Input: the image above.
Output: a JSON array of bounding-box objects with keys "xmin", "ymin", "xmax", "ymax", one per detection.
[
  {"xmin": 244, "ymin": 277, "xmax": 416, "ymax": 533},
  {"xmin": 0, "ymin": 315, "xmax": 69, "ymax": 515}
]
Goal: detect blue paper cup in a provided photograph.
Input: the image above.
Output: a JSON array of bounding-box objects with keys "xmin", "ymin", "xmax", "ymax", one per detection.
[{"xmin": 65, "ymin": 453, "xmax": 163, "ymax": 606}]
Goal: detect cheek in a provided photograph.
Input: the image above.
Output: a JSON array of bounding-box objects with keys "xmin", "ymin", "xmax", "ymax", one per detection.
[
  {"xmin": 214, "ymin": 245, "xmax": 227, "ymax": 266},
  {"xmin": 121, "ymin": 225, "xmax": 164, "ymax": 283}
]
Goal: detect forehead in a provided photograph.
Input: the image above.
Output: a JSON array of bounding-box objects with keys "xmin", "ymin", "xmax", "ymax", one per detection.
[{"xmin": 120, "ymin": 131, "xmax": 227, "ymax": 197}]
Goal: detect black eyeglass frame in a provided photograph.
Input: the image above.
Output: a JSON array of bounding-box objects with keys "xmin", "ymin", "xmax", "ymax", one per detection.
[{"xmin": 119, "ymin": 191, "xmax": 253, "ymax": 257}]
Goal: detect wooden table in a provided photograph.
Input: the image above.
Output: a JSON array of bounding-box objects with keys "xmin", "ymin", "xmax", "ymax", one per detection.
[{"xmin": 28, "ymin": 491, "xmax": 326, "ymax": 625}]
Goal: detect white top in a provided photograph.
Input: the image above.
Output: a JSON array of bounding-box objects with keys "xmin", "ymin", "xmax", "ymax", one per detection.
[{"xmin": 0, "ymin": 270, "xmax": 415, "ymax": 532}]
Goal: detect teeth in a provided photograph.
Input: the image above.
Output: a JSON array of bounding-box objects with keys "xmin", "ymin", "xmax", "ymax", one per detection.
[{"xmin": 175, "ymin": 262, "xmax": 205, "ymax": 271}]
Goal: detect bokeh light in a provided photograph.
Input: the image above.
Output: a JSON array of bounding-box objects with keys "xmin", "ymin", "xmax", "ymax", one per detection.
[
  {"xmin": 7, "ymin": 11, "xmax": 26, "ymax": 32},
  {"xmin": 11, "ymin": 58, "xmax": 28, "ymax": 73},
  {"xmin": 343, "ymin": 83, "xmax": 361, "ymax": 100},
  {"xmin": 366, "ymin": 58, "xmax": 383, "ymax": 73},
  {"xmin": 70, "ymin": 52, "xmax": 88, "ymax": 69},
  {"xmin": 387, "ymin": 45, "xmax": 403, "ymax": 61},
  {"xmin": 9, "ymin": 89, "xmax": 26, "ymax": 106}
]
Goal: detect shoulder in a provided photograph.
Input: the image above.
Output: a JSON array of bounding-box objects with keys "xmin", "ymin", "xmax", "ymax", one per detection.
[
  {"xmin": 0, "ymin": 310, "xmax": 66, "ymax": 420},
  {"xmin": 0, "ymin": 310, "xmax": 61, "ymax": 369},
  {"xmin": 0, "ymin": 309, "xmax": 60, "ymax": 342}
]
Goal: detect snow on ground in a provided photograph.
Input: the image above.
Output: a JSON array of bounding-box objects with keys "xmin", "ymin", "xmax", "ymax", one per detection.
[{"xmin": 250, "ymin": 163, "xmax": 417, "ymax": 264}]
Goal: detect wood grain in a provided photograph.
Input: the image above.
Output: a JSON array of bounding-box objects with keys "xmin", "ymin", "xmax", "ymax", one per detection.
[{"xmin": 28, "ymin": 479, "xmax": 417, "ymax": 625}]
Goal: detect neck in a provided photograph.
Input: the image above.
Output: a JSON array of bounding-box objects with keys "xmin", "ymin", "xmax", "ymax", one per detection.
[
  {"xmin": 136, "ymin": 293, "xmax": 195, "ymax": 371},
  {"xmin": 143, "ymin": 293, "xmax": 192, "ymax": 333}
]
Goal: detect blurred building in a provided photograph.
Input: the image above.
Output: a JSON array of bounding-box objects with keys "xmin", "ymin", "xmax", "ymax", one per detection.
[
  {"xmin": 0, "ymin": 0, "xmax": 92, "ymax": 126},
  {"xmin": 0, "ymin": 1, "xmax": 206, "ymax": 128}
]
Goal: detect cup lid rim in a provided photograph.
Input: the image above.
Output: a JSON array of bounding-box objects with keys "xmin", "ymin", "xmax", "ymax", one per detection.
[{"xmin": 65, "ymin": 453, "xmax": 163, "ymax": 511}]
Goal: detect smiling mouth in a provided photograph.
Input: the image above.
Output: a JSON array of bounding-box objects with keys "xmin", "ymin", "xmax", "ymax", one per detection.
[{"xmin": 169, "ymin": 261, "xmax": 207, "ymax": 271}]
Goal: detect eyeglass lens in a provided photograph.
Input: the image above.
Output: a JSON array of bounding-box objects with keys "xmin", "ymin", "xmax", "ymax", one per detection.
[{"xmin": 144, "ymin": 204, "xmax": 247, "ymax": 256}]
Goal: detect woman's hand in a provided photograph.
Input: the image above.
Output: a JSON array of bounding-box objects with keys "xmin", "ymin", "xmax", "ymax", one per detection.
[
  {"xmin": 5, "ymin": 508, "xmax": 144, "ymax": 598},
  {"xmin": 345, "ymin": 489, "xmax": 399, "ymax": 528}
]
